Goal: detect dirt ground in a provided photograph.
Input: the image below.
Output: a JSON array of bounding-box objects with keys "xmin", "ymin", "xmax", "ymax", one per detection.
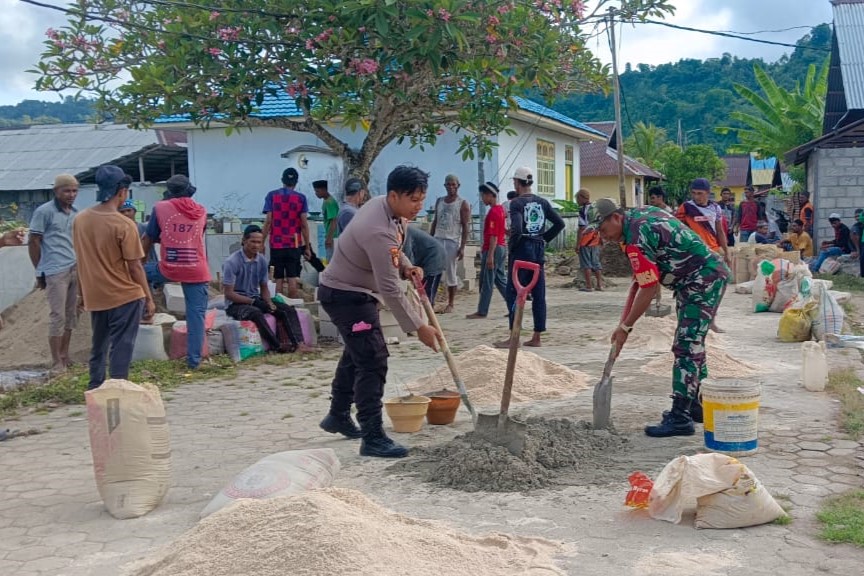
[{"xmin": 1, "ymin": 277, "xmax": 863, "ymax": 575}]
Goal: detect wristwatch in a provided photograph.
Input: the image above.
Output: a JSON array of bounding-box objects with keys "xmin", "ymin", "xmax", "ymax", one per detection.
[{"xmin": 619, "ymin": 324, "xmax": 633, "ymax": 334}]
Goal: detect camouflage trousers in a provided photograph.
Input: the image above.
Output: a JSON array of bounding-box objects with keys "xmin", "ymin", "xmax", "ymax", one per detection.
[{"xmin": 672, "ymin": 274, "xmax": 728, "ymax": 399}]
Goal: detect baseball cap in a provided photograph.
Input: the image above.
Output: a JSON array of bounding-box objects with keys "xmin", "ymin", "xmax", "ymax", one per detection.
[
  {"xmin": 512, "ymin": 166, "xmax": 533, "ymax": 182},
  {"xmin": 166, "ymin": 174, "xmax": 196, "ymax": 197},
  {"xmin": 591, "ymin": 197, "xmax": 620, "ymax": 226},
  {"xmin": 690, "ymin": 178, "xmax": 711, "ymax": 191},
  {"xmin": 95, "ymin": 165, "xmax": 132, "ymax": 202},
  {"xmin": 829, "ymin": 212, "xmax": 842, "ymax": 220},
  {"xmin": 119, "ymin": 200, "xmax": 136, "ymax": 212},
  {"xmin": 479, "ymin": 181, "xmax": 499, "ymax": 195}
]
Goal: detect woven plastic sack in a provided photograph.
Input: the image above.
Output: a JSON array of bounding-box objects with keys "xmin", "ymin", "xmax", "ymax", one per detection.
[
  {"xmin": 752, "ymin": 260, "xmax": 776, "ymax": 313},
  {"xmin": 132, "ymin": 324, "xmax": 168, "ymax": 361},
  {"xmin": 200, "ymin": 449, "xmax": 340, "ymax": 518},
  {"xmin": 777, "ymin": 302, "xmax": 815, "ymax": 342},
  {"xmin": 813, "ymin": 285, "xmax": 844, "ymax": 341},
  {"xmin": 85, "ymin": 379, "xmax": 171, "ymax": 519},
  {"xmin": 649, "ymin": 453, "xmax": 784, "ymax": 529}
]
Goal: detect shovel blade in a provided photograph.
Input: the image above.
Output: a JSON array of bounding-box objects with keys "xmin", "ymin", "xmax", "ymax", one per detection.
[
  {"xmin": 645, "ymin": 304, "xmax": 672, "ymax": 317},
  {"xmin": 474, "ymin": 412, "xmax": 527, "ymax": 456},
  {"xmin": 592, "ymin": 375, "xmax": 613, "ymax": 430}
]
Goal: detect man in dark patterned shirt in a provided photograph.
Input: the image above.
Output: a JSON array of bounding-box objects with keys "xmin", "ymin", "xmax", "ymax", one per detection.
[
  {"xmin": 262, "ymin": 167, "xmax": 311, "ymax": 298},
  {"xmin": 594, "ymin": 199, "xmax": 730, "ymax": 438}
]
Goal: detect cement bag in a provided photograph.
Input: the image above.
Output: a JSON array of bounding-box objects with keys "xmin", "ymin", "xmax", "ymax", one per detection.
[
  {"xmin": 734, "ymin": 280, "xmax": 753, "ymax": 295},
  {"xmin": 695, "ymin": 465, "xmax": 786, "ymax": 529},
  {"xmin": 819, "ymin": 258, "xmax": 841, "ymax": 275},
  {"xmin": 131, "ymin": 324, "xmax": 169, "ymax": 362},
  {"xmin": 777, "ymin": 302, "xmax": 815, "ymax": 342},
  {"xmin": 200, "ymin": 449, "xmax": 340, "ymax": 518},
  {"xmin": 649, "ymin": 454, "xmax": 741, "ymax": 524},
  {"xmin": 752, "ymin": 260, "xmax": 776, "ymax": 313},
  {"xmin": 813, "ymin": 286, "xmax": 845, "ymax": 341},
  {"xmin": 85, "ymin": 379, "xmax": 171, "ymax": 519},
  {"xmin": 770, "ymin": 277, "xmax": 799, "ymax": 313}
]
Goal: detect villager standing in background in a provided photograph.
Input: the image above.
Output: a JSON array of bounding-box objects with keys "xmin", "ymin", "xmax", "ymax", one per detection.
[
  {"xmin": 467, "ymin": 182, "xmax": 507, "ymax": 319},
  {"xmin": 403, "ymin": 225, "xmax": 446, "ymax": 303},
  {"xmin": 495, "ymin": 166, "xmax": 565, "ymax": 348},
  {"xmin": 430, "ymin": 174, "xmax": 470, "ymax": 314},
  {"xmin": 314, "ymin": 179, "xmax": 339, "ymax": 261},
  {"xmin": 262, "ymin": 167, "xmax": 311, "ymax": 298},
  {"xmin": 338, "ymin": 177, "xmax": 368, "ymax": 233},
  {"xmin": 141, "ymin": 175, "xmax": 211, "ymax": 369},
  {"xmin": 73, "ymin": 165, "xmax": 154, "ymax": 390},
  {"xmin": 576, "ymin": 188, "xmax": 603, "ymax": 292},
  {"xmin": 28, "ymin": 174, "xmax": 79, "ymax": 372},
  {"xmin": 734, "ymin": 185, "xmax": 766, "ymax": 242}
]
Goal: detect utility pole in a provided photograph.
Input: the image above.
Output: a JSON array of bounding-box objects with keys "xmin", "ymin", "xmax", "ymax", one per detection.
[
  {"xmin": 477, "ymin": 151, "xmax": 486, "ymax": 242},
  {"xmin": 608, "ymin": 8, "xmax": 627, "ymax": 208}
]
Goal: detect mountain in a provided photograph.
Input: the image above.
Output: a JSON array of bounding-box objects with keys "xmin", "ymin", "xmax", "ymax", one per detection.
[
  {"xmin": 551, "ymin": 23, "xmax": 833, "ymax": 154},
  {"xmin": 0, "ymin": 97, "xmax": 98, "ymax": 127}
]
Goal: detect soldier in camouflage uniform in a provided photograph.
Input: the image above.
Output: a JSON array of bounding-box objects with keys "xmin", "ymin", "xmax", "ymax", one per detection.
[{"xmin": 593, "ymin": 198, "xmax": 730, "ymax": 437}]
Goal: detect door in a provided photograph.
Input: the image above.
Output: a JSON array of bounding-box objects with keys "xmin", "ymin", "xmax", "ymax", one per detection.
[{"xmin": 565, "ymin": 145, "xmax": 574, "ymax": 202}]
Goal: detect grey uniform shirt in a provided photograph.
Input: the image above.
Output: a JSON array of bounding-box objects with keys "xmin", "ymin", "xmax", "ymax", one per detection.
[
  {"xmin": 320, "ymin": 196, "xmax": 424, "ymax": 333},
  {"xmin": 28, "ymin": 199, "xmax": 77, "ymax": 276},
  {"xmin": 337, "ymin": 202, "xmax": 359, "ymax": 233}
]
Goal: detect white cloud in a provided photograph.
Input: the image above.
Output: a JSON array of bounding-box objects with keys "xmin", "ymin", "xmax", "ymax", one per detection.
[{"xmin": 0, "ymin": 0, "xmax": 837, "ymax": 106}]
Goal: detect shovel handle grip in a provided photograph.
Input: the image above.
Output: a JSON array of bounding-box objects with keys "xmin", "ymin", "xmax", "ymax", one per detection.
[{"xmin": 512, "ymin": 260, "xmax": 540, "ymax": 307}]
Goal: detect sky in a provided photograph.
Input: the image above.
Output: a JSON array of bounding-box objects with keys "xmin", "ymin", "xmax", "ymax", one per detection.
[{"xmin": 0, "ymin": 0, "xmax": 835, "ymax": 106}]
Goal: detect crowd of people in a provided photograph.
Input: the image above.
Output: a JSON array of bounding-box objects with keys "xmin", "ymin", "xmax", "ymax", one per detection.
[{"xmin": 9, "ymin": 161, "xmax": 860, "ymax": 456}]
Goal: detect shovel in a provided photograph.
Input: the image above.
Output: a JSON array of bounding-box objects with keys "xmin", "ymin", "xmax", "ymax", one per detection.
[
  {"xmin": 409, "ymin": 275, "xmax": 477, "ymax": 423},
  {"xmin": 475, "ymin": 260, "xmax": 541, "ymax": 456},
  {"xmin": 593, "ymin": 280, "xmax": 638, "ymax": 430}
]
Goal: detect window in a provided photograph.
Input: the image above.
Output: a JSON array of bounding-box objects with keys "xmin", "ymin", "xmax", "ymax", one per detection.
[
  {"xmin": 536, "ymin": 139, "xmax": 556, "ymax": 197},
  {"xmin": 564, "ymin": 145, "xmax": 574, "ymax": 202}
]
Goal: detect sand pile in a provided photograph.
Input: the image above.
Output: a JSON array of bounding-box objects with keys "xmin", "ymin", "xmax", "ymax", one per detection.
[
  {"xmin": 405, "ymin": 345, "xmax": 589, "ymax": 406},
  {"xmin": 641, "ymin": 349, "xmax": 759, "ymax": 379},
  {"xmin": 0, "ymin": 290, "xmax": 93, "ymax": 368},
  {"xmin": 627, "ymin": 316, "xmax": 725, "ymax": 352},
  {"xmin": 392, "ymin": 417, "xmax": 627, "ymax": 492},
  {"xmin": 126, "ymin": 488, "xmax": 564, "ymax": 576}
]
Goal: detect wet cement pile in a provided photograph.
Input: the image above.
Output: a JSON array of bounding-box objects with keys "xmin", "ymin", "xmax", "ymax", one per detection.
[{"xmin": 392, "ymin": 417, "xmax": 627, "ymax": 492}]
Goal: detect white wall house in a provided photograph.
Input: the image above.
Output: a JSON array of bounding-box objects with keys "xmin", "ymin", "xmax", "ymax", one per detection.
[{"xmin": 157, "ymin": 95, "xmax": 604, "ymax": 217}]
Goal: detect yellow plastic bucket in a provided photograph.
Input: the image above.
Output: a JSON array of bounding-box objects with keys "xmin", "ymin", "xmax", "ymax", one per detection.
[{"xmin": 701, "ymin": 380, "xmax": 761, "ymax": 457}]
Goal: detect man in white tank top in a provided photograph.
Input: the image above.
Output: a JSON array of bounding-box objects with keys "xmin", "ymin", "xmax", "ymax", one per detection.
[{"xmin": 430, "ymin": 174, "xmax": 470, "ymax": 313}]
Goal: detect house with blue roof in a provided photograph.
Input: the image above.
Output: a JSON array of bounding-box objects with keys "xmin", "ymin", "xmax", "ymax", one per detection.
[{"xmin": 156, "ymin": 90, "xmax": 606, "ymax": 217}]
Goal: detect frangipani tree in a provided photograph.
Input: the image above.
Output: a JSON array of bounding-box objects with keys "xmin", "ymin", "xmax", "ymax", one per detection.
[{"xmin": 35, "ymin": 0, "xmax": 674, "ymax": 178}]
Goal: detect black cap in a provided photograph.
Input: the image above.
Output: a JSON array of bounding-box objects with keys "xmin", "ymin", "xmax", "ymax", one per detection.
[{"xmin": 166, "ymin": 174, "xmax": 196, "ymax": 197}]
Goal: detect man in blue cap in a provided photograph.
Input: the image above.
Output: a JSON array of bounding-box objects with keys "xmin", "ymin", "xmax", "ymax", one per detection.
[{"xmin": 73, "ymin": 165, "xmax": 155, "ymax": 389}]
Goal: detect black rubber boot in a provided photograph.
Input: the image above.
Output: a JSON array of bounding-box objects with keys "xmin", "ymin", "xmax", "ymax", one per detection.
[
  {"xmin": 645, "ymin": 397, "xmax": 695, "ymax": 437},
  {"xmin": 319, "ymin": 412, "xmax": 363, "ymax": 439},
  {"xmin": 690, "ymin": 398, "xmax": 703, "ymax": 424},
  {"xmin": 359, "ymin": 418, "xmax": 409, "ymax": 458}
]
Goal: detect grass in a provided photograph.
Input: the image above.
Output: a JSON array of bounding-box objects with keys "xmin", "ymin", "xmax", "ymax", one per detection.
[
  {"xmin": 773, "ymin": 514, "xmax": 793, "ymax": 526},
  {"xmin": 814, "ymin": 274, "xmax": 864, "ymax": 293},
  {"xmin": 827, "ymin": 369, "xmax": 864, "ymax": 440},
  {"xmin": 281, "ymin": 413, "xmax": 294, "ymax": 419},
  {"xmin": 0, "ymin": 356, "xmax": 236, "ymax": 421},
  {"xmin": 817, "ymin": 491, "xmax": 864, "ymax": 547}
]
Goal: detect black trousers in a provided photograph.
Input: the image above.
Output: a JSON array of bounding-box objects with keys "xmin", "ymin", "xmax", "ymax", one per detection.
[
  {"xmin": 226, "ymin": 299, "xmax": 302, "ymax": 352},
  {"xmin": 88, "ymin": 299, "xmax": 144, "ymax": 390},
  {"xmin": 318, "ymin": 284, "xmax": 389, "ymax": 427}
]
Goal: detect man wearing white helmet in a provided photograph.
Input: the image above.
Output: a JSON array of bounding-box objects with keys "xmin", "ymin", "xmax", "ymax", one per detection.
[{"xmin": 494, "ymin": 166, "xmax": 564, "ymax": 348}]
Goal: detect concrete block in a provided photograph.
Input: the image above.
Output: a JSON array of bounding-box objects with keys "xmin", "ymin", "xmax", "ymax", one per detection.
[
  {"xmin": 462, "ymin": 278, "xmax": 476, "ymax": 291},
  {"xmin": 305, "ymin": 302, "xmax": 320, "ymax": 317},
  {"xmin": 820, "ymin": 177, "xmax": 840, "ymax": 187},
  {"xmin": 164, "ymin": 283, "xmax": 186, "ymax": 314},
  {"xmin": 834, "ymin": 157, "xmax": 854, "ymax": 166},
  {"xmin": 824, "ymin": 167, "xmax": 845, "ymax": 177},
  {"xmin": 819, "ymin": 198, "xmax": 837, "ymax": 209},
  {"xmin": 839, "ymin": 177, "xmax": 858, "ymax": 187}
]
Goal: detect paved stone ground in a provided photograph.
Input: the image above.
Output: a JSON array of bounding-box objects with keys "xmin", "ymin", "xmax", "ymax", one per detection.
[{"xmin": 1, "ymin": 279, "xmax": 863, "ymax": 575}]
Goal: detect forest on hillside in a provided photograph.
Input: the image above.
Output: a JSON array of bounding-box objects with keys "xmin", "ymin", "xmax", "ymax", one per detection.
[
  {"xmin": 1, "ymin": 23, "xmax": 832, "ymax": 154},
  {"xmin": 553, "ymin": 23, "xmax": 833, "ymax": 154}
]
